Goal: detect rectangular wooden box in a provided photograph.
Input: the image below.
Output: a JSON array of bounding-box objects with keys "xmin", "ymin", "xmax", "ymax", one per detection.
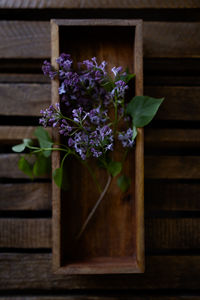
[{"xmin": 51, "ymin": 19, "xmax": 144, "ymax": 274}]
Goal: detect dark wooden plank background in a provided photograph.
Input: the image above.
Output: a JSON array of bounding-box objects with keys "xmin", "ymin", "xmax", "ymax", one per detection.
[{"xmin": 0, "ymin": 1, "xmax": 200, "ymax": 299}]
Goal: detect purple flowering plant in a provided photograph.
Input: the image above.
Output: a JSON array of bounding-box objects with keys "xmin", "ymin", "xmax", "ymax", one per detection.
[{"xmin": 13, "ymin": 54, "xmax": 164, "ymax": 238}]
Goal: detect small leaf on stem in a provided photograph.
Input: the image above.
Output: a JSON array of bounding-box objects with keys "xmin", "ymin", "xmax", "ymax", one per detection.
[
  {"xmin": 33, "ymin": 154, "xmax": 51, "ymax": 176},
  {"xmin": 108, "ymin": 161, "xmax": 122, "ymax": 177},
  {"xmin": 34, "ymin": 127, "xmax": 53, "ymax": 157},
  {"xmin": 12, "ymin": 139, "xmax": 33, "ymax": 153},
  {"xmin": 117, "ymin": 174, "xmax": 131, "ymax": 193},
  {"xmin": 18, "ymin": 156, "xmax": 33, "ymax": 179}
]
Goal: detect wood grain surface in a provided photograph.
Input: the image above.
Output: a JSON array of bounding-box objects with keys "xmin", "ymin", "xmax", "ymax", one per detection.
[
  {"xmin": 0, "ymin": 254, "xmax": 200, "ymax": 289},
  {"xmin": 1, "ymin": 22, "xmax": 200, "ymax": 58},
  {"xmin": 0, "ymin": 218, "xmax": 200, "ymax": 251},
  {"xmin": 1, "ymin": 0, "xmax": 200, "ymax": 9}
]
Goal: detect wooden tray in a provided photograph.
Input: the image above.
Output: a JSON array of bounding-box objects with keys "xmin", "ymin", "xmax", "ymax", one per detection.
[{"xmin": 51, "ymin": 19, "xmax": 144, "ymax": 274}]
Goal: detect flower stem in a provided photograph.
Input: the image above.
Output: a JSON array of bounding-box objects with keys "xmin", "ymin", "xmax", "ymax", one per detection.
[{"xmin": 75, "ymin": 173, "xmax": 112, "ymax": 240}]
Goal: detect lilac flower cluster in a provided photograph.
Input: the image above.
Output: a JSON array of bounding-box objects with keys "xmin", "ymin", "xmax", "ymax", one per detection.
[
  {"xmin": 118, "ymin": 128, "xmax": 135, "ymax": 148},
  {"xmin": 40, "ymin": 54, "xmax": 135, "ymax": 160},
  {"xmin": 39, "ymin": 103, "xmax": 61, "ymax": 128}
]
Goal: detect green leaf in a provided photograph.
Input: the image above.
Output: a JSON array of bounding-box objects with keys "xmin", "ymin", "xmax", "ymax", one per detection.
[
  {"xmin": 53, "ymin": 168, "xmax": 63, "ymax": 188},
  {"xmin": 18, "ymin": 156, "xmax": 33, "ymax": 179},
  {"xmin": 108, "ymin": 161, "xmax": 122, "ymax": 177},
  {"xmin": 117, "ymin": 175, "xmax": 131, "ymax": 193},
  {"xmin": 12, "ymin": 143, "xmax": 26, "ymax": 153},
  {"xmin": 126, "ymin": 96, "xmax": 164, "ymax": 127},
  {"xmin": 132, "ymin": 125, "xmax": 138, "ymax": 140},
  {"xmin": 12, "ymin": 139, "xmax": 33, "ymax": 153},
  {"xmin": 34, "ymin": 127, "xmax": 53, "ymax": 157},
  {"xmin": 23, "ymin": 139, "xmax": 33, "ymax": 147},
  {"xmin": 53, "ymin": 166, "xmax": 69, "ymax": 191},
  {"xmin": 33, "ymin": 155, "xmax": 51, "ymax": 177}
]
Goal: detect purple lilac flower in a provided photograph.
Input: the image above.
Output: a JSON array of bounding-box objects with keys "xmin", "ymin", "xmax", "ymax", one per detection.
[
  {"xmin": 42, "ymin": 61, "xmax": 57, "ymax": 79},
  {"xmin": 73, "ymin": 131, "xmax": 89, "ymax": 160},
  {"xmin": 59, "ymin": 119, "xmax": 73, "ymax": 136},
  {"xmin": 91, "ymin": 148, "xmax": 102, "ymax": 158},
  {"xmin": 118, "ymin": 128, "xmax": 135, "ymax": 148},
  {"xmin": 89, "ymin": 125, "xmax": 113, "ymax": 155},
  {"xmin": 59, "ymin": 82, "xmax": 66, "ymax": 95},
  {"xmin": 111, "ymin": 80, "xmax": 128, "ymax": 99},
  {"xmin": 64, "ymin": 72, "xmax": 79, "ymax": 89},
  {"xmin": 40, "ymin": 55, "xmax": 134, "ymax": 161},
  {"xmin": 83, "ymin": 57, "xmax": 107, "ymax": 76},
  {"xmin": 72, "ymin": 107, "xmax": 89, "ymax": 123},
  {"xmin": 56, "ymin": 53, "xmax": 72, "ymax": 70},
  {"xmin": 111, "ymin": 66, "xmax": 123, "ymax": 77},
  {"xmin": 89, "ymin": 106, "xmax": 107, "ymax": 125},
  {"xmin": 39, "ymin": 103, "xmax": 60, "ymax": 127}
]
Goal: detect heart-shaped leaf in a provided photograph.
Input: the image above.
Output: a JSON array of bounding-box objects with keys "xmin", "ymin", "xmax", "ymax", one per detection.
[{"xmin": 126, "ymin": 96, "xmax": 164, "ymax": 127}]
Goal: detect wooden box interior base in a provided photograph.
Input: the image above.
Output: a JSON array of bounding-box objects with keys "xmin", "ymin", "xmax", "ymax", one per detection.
[{"xmin": 52, "ymin": 20, "xmax": 144, "ymax": 274}]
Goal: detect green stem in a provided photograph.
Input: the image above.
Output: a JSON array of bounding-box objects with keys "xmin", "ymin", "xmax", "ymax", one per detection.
[
  {"xmin": 60, "ymin": 151, "xmax": 70, "ymax": 169},
  {"xmin": 76, "ymin": 173, "xmax": 112, "ymax": 240}
]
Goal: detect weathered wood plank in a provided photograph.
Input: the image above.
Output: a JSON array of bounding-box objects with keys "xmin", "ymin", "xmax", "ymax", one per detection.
[
  {"xmin": 146, "ymin": 218, "xmax": 200, "ymax": 250},
  {"xmin": 1, "ymin": 154, "xmax": 200, "ymax": 179},
  {"xmin": 145, "ymin": 156, "xmax": 200, "ymax": 179},
  {"xmin": 1, "ymin": 218, "xmax": 200, "ymax": 250},
  {"xmin": 145, "ymin": 86, "xmax": 200, "ymax": 121},
  {"xmin": 145, "ymin": 182, "xmax": 200, "ymax": 212},
  {"xmin": 0, "ymin": 154, "xmax": 49, "ymax": 179},
  {"xmin": 1, "ymin": 85, "xmax": 199, "ymax": 120},
  {"xmin": 0, "ymin": 183, "xmax": 51, "ymax": 210},
  {"xmin": 0, "ymin": 83, "xmax": 50, "ymax": 116},
  {"xmin": 1, "ymin": 22, "xmax": 200, "ymax": 58},
  {"xmin": 0, "ymin": 21, "xmax": 50, "ymax": 59},
  {"xmin": 0, "ymin": 126, "xmax": 51, "ymax": 143},
  {"xmin": 0, "ymin": 219, "xmax": 51, "ymax": 248},
  {"xmin": 0, "ymin": 74, "xmax": 49, "ymax": 83},
  {"xmin": 1, "ymin": 181, "xmax": 200, "ymax": 212},
  {"xmin": 0, "ymin": 254, "xmax": 200, "ymax": 289},
  {"xmin": 1, "ymin": 0, "xmax": 200, "ymax": 9},
  {"xmin": 145, "ymin": 129, "xmax": 200, "ymax": 148}
]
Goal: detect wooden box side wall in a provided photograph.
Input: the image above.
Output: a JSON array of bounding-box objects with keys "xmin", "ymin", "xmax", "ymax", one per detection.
[{"xmin": 51, "ymin": 19, "xmax": 144, "ymax": 273}]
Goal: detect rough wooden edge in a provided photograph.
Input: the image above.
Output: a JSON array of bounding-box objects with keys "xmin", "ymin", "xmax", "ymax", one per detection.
[
  {"xmin": 53, "ymin": 19, "xmax": 142, "ymax": 27},
  {"xmin": 51, "ymin": 19, "xmax": 60, "ymax": 272},
  {"xmin": 134, "ymin": 20, "xmax": 145, "ymax": 273}
]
